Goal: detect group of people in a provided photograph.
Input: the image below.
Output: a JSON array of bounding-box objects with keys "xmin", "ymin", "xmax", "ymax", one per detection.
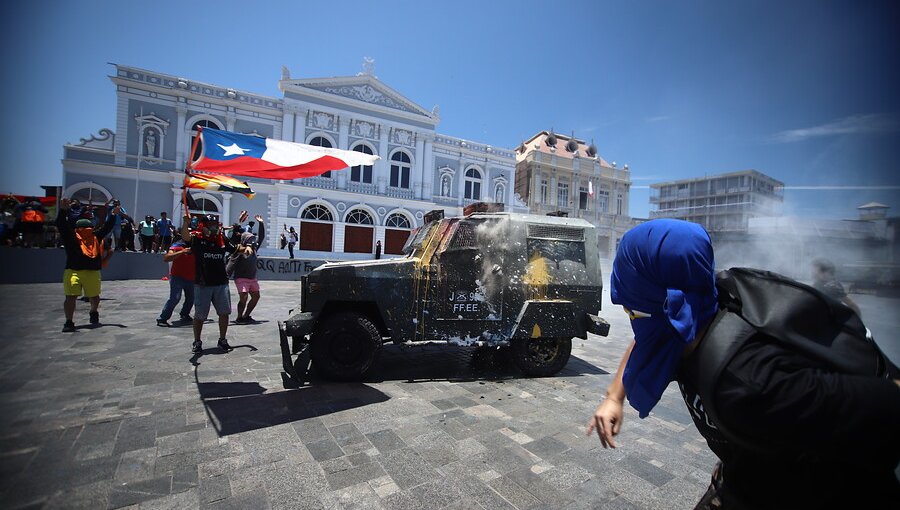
[
  {"xmin": 1, "ymin": 194, "xmax": 51, "ymax": 247},
  {"xmin": 57, "ymin": 199, "xmax": 268, "ymax": 356},
  {"xmin": 52, "ymin": 204, "xmax": 899, "ymax": 507}
]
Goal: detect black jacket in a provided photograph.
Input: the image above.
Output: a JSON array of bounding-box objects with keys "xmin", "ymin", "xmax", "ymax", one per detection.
[
  {"xmin": 678, "ymin": 334, "xmax": 900, "ymax": 508},
  {"xmin": 57, "ymin": 209, "xmax": 115, "ymax": 270}
]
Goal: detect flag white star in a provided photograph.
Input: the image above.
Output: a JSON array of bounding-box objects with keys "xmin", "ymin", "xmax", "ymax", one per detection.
[{"xmin": 218, "ymin": 143, "xmax": 249, "ymax": 157}]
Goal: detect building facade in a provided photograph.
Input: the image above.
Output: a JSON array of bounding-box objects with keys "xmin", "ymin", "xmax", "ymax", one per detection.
[
  {"xmin": 649, "ymin": 169, "xmax": 784, "ymax": 232},
  {"xmin": 514, "ymin": 131, "xmax": 633, "ymax": 260},
  {"xmin": 62, "ymin": 63, "xmax": 526, "ymax": 260}
]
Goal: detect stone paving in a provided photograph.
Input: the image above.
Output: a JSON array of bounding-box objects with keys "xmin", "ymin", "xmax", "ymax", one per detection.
[{"xmin": 0, "ymin": 279, "xmax": 719, "ymax": 509}]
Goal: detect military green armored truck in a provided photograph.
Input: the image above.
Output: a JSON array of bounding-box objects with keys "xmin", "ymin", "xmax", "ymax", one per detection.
[{"xmin": 279, "ymin": 203, "xmax": 610, "ymax": 381}]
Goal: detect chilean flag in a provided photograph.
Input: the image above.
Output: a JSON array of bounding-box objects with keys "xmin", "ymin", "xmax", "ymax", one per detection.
[{"xmin": 189, "ymin": 128, "xmax": 380, "ymax": 180}]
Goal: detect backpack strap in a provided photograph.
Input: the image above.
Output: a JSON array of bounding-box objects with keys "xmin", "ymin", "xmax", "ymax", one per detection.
[{"xmin": 693, "ymin": 308, "xmax": 768, "ymax": 453}]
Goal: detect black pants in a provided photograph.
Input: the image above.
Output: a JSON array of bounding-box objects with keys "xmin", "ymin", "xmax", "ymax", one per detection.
[
  {"xmin": 288, "ymin": 242, "xmax": 295, "ymax": 259},
  {"xmin": 139, "ymin": 234, "xmax": 153, "ymax": 252}
]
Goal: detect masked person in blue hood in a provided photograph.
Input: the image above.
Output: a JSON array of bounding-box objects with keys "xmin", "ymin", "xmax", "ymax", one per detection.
[{"xmin": 586, "ymin": 219, "xmax": 900, "ymax": 509}]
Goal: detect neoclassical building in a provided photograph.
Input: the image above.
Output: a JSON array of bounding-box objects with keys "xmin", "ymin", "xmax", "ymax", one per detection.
[
  {"xmin": 62, "ymin": 62, "xmax": 526, "ymax": 259},
  {"xmin": 514, "ymin": 131, "xmax": 634, "ymax": 260}
]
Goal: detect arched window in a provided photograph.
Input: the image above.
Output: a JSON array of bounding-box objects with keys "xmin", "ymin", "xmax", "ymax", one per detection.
[
  {"xmin": 190, "ymin": 198, "xmax": 219, "ymax": 215},
  {"xmin": 190, "ymin": 119, "xmax": 223, "ymax": 161},
  {"xmin": 346, "ymin": 209, "xmax": 374, "ymax": 225},
  {"xmin": 350, "ymin": 144, "xmax": 374, "ymax": 184},
  {"xmin": 384, "ymin": 212, "xmax": 413, "ymax": 255},
  {"xmin": 70, "ymin": 185, "xmax": 111, "ymax": 206},
  {"xmin": 308, "ymin": 136, "xmax": 334, "ymax": 178},
  {"xmin": 464, "ymin": 167, "xmax": 482, "ymax": 200},
  {"xmin": 385, "ymin": 213, "xmax": 411, "ymax": 229},
  {"xmin": 301, "ymin": 204, "xmax": 333, "ymax": 221},
  {"xmin": 390, "ymin": 151, "xmax": 411, "ymax": 189}
]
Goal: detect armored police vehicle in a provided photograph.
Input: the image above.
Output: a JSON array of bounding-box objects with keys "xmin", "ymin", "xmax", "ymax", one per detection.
[{"xmin": 279, "ymin": 203, "xmax": 609, "ymax": 381}]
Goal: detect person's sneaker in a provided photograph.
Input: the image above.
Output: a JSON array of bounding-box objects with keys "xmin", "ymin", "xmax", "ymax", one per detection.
[
  {"xmin": 192, "ymin": 340, "xmax": 203, "ymax": 354},
  {"xmin": 234, "ymin": 316, "xmax": 248, "ymax": 324},
  {"xmin": 89, "ymin": 311, "xmax": 100, "ymax": 325},
  {"xmin": 156, "ymin": 319, "xmax": 170, "ymax": 327},
  {"xmin": 62, "ymin": 321, "xmax": 76, "ymax": 332},
  {"xmin": 217, "ymin": 338, "xmax": 232, "ymax": 351},
  {"xmin": 243, "ymin": 316, "xmax": 255, "ymax": 323}
]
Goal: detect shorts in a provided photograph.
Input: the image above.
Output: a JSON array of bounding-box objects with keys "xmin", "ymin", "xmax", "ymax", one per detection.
[
  {"xmin": 63, "ymin": 269, "xmax": 101, "ymax": 298},
  {"xmin": 234, "ymin": 278, "xmax": 260, "ymax": 293},
  {"xmin": 193, "ymin": 284, "xmax": 231, "ymax": 320}
]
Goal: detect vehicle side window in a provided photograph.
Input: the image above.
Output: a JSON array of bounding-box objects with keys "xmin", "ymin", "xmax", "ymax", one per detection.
[{"xmin": 526, "ymin": 239, "xmax": 586, "ymax": 267}]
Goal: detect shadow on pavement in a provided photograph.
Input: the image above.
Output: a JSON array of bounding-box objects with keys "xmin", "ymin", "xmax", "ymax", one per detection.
[
  {"xmin": 363, "ymin": 344, "xmax": 608, "ymax": 384},
  {"xmin": 194, "ymin": 372, "xmax": 389, "ymax": 437}
]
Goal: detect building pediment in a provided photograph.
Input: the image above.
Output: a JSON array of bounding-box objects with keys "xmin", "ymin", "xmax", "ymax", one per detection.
[{"xmin": 280, "ymin": 75, "xmax": 438, "ymax": 123}]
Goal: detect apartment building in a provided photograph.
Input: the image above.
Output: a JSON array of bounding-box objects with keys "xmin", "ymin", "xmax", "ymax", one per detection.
[{"xmin": 649, "ymin": 169, "xmax": 783, "ymax": 232}]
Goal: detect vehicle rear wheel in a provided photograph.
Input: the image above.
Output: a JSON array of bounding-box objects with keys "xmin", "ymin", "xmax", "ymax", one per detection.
[
  {"xmin": 310, "ymin": 312, "xmax": 382, "ymax": 381},
  {"xmin": 510, "ymin": 337, "xmax": 572, "ymax": 377}
]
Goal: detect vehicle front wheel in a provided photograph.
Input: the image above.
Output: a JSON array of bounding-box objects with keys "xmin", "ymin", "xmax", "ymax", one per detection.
[
  {"xmin": 510, "ymin": 337, "xmax": 572, "ymax": 377},
  {"xmin": 310, "ymin": 312, "xmax": 382, "ymax": 381}
]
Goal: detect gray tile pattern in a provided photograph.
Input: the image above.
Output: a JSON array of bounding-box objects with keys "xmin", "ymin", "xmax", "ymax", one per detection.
[{"xmin": 0, "ymin": 280, "xmax": 718, "ymax": 509}]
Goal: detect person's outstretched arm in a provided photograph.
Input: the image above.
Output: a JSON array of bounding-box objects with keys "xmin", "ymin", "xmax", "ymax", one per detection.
[
  {"xmin": 255, "ymin": 215, "xmax": 265, "ymax": 246},
  {"xmin": 586, "ymin": 339, "xmax": 635, "ymax": 448}
]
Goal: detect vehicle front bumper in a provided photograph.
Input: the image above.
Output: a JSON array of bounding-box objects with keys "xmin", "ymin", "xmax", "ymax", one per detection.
[{"xmin": 279, "ymin": 311, "xmax": 316, "ymax": 382}]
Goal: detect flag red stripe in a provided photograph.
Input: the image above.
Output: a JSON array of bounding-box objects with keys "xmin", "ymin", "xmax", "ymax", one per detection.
[{"xmin": 190, "ymin": 155, "xmax": 351, "ymax": 180}]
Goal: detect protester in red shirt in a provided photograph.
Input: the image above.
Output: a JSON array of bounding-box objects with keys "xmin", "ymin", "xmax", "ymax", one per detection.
[{"xmin": 156, "ymin": 232, "xmax": 195, "ymax": 326}]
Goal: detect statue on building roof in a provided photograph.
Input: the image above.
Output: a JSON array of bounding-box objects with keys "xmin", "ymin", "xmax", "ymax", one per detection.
[
  {"xmin": 281, "ymin": 66, "xmax": 291, "ymax": 81},
  {"xmin": 359, "ymin": 57, "xmax": 376, "ymax": 78}
]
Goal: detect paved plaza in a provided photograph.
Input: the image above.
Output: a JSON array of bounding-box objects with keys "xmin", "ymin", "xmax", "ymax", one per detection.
[{"xmin": 10, "ymin": 277, "xmax": 897, "ymax": 509}]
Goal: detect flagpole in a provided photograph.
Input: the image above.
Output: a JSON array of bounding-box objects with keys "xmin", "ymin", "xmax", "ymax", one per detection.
[
  {"xmin": 133, "ymin": 107, "xmax": 143, "ymax": 218},
  {"xmin": 182, "ymin": 127, "xmax": 203, "ymax": 219}
]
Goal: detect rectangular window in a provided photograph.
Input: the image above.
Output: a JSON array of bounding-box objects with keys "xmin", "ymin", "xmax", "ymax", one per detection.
[
  {"xmin": 579, "ymin": 187, "xmax": 588, "ymax": 210},
  {"xmin": 557, "ymin": 183, "xmax": 569, "ymax": 208},
  {"xmin": 597, "ymin": 190, "xmax": 609, "ymax": 213},
  {"xmin": 401, "ymin": 167, "xmax": 410, "ymax": 188},
  {"xmin": 540, "ymin": 179, "xmax": 548, "ymax": 204},
  {"xmin": 616, "ymin": 193, "xmax": 623, "ymax": 215}
]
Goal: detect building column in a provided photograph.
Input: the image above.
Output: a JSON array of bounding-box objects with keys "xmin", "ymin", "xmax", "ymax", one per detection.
[
  {"xmin": 337, "ymin": 118, "xmax": 350, "ymax": 190},
  {"xmin": 175, "ymin": 104, "xmax": 187, "ymax": 169},
  {"xmin": 222, "ymin": 192, "xmax": 232, "ymax": 224},
  {"xmin": 225, "ymin": 109, "xmax": 236, "ymax": 131},
  {"xmin": 414, "ymin": 134, "xmax": 425, "ymax": 199},
  {"xmin": 422, "ymin": 136, "xmax": 434, "ymax": 200},
  {"xmin": 333, "ymin": 223, "xmax": 345, "ymax": 253},
  {"xmin": 550, "ymin": 175, "xmax": 558, "ymax": 207},
  {"xmin": 282, "ymin": 107, "xmax": 295, "ymax": 142},
  {"xmin": 171, "ymin": 186, "xmax": 183, "ymax": 221},
  {"xmin": 376, "ymin": 125, "xmax": 389, "ymax": 194}
]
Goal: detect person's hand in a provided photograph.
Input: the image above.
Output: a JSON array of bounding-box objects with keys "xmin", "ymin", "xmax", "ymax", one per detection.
[
  {"xmin": 586, "ymin": 396, "xmax": 625, "ymax": 448},
  {"xmin": 182, "ymin": 248, "xmax": 191, "ymax": 254},
  {"xmin": 239, "ymin": 210, "xmax": 249, "ymax": 223},
  {"xmin": 254, "ymin": 214, "xmax": 263, "ymax": 222}
]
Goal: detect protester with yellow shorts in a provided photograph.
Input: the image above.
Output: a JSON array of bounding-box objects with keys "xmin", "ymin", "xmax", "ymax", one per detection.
[{"xmin": 57, "ymin": 198, "xmax": 120, "ymax": 332}]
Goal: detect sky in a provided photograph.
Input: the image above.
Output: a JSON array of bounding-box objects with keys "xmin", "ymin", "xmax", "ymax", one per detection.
[{"xmin": 1, "ymin": 0, "xmax": 898, "ymax": 219}]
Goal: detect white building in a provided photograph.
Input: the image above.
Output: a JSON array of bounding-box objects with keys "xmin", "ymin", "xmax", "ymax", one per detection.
[
  {"xmin": 649, "ymin": 169, "xmax": 784, "ymax": 232},
  {"xmin": 62, "ymin": 62, "xmax": 526, "ymax": 260}
]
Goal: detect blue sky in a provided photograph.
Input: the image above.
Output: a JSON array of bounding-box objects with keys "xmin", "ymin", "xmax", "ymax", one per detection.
[{"xmin": 1, "ymin": 0, "xmax": 897, "ymax": 219}]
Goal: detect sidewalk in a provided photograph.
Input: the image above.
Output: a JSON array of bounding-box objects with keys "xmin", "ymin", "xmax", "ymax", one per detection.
[{"xmin": 0, "ymin": 280, "xmax": 715, "ymax": 509}]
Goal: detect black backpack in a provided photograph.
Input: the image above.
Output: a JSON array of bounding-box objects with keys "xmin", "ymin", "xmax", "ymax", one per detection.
[{"xmin": 693, "ymin": 267, "xmax": 898, "ymax": 451}]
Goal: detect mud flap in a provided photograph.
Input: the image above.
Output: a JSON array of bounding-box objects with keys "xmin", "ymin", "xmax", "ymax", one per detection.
[
  {"xmin": 586, "ymin": 313, "xmax": 610, "ymax": 336},
  {"xmin": 279, "ymin": 321, "xmax": 311, "ymax": 386}
]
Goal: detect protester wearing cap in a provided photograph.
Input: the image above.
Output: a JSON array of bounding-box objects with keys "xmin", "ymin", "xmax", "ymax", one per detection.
[
  {"xmin": 181, "ymin": 214, "xmax": 238, "ymax": 354},
  {"xmin": 57, "ymin": 198, "xmax": 120, "ymax": 332}
]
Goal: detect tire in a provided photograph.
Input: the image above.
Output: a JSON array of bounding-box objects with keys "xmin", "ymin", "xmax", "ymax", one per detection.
[
  {"xmin": 510, "ymin": 337, "xmax": 572, "ymax": 377},
  {"xmin": 310, "ymin": 312, "xmax": 382, "ymax": 381}
]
